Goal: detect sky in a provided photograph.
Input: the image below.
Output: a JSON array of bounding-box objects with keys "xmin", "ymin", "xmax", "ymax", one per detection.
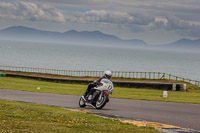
[{"xmin": 0, "ymin": 0, "xmax": 200, "ymax": 44}]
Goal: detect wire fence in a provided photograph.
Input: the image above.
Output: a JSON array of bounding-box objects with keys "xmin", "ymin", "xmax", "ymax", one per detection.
[{"xmin": 0, "ymin": 65, "xmax": 199, "ymax": 87}]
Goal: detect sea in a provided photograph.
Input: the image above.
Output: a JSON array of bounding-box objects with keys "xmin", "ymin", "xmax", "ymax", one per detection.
[{"xmin": 0, "ymin": 40, "xmax": 199, "ymax": 81}]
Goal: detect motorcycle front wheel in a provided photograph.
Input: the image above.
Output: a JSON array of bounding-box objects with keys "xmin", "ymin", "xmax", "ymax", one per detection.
[
  {"xmin": 79, "ymin": 96, "xmax": 86, "ymax": 108},
  {"xmin": 95, "ymin": 95, "xmax": 108, "ymax": 109}
]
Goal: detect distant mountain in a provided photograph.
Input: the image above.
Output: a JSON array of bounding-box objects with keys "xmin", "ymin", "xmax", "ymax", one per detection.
[
  {"xmin": 163, "ymin": 38, "xmax": 200, "ymax": 49},
  {"xmin": 0, "ymin": 26, "xmax": 63, "ymax": 43},
  {"xmin": 0, "ymin": 26, "xmax": 147, "ymax": 47}
]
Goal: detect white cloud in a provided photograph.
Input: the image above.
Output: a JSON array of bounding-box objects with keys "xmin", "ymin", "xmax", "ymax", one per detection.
[
  {"xmin": 153, "ymin": 15, "xmax": 200, "ymax": 38},
  {"xmin": 69, "ymin": 10, "xmax": 155, "ymax": 27},
  {"xmin": 0, "ymin": 1, "xmax": 65, "ymax": 23},
  {"xmin": 81, "ymin": 10, "xmax": 133, "ymax": 24},
  {"xmin": 51, "ymin": 7, "xmax": 200, "ymax": 38}
]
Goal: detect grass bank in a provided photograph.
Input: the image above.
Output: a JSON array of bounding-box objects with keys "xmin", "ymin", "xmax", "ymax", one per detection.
[
  {"xmin": 1, "ymin": 77, "xmax": 200, "ymax": 104},
  {"xmin": 0, "ymin": 99, "xmax": 159, "ymax": 133}
]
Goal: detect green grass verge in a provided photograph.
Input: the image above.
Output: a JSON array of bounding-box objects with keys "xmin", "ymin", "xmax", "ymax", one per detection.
[
  {"xmin": 0, "ymin": 99, "xmax": 159, "ymax": 133},
  {"xmin": 1, "ymin": 77, "xmax": 200, "ymax": 104}
]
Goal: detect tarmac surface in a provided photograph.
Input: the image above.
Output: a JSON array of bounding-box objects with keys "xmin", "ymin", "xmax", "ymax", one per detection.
[{"xmin": 0, "ymin": 88, "xmax": 200, "ymax": 131}]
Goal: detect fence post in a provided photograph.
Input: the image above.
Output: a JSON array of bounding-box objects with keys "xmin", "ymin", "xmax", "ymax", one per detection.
[{"xmin": 68, "ymin": 70, "xmax": 70, "ymax": 76}]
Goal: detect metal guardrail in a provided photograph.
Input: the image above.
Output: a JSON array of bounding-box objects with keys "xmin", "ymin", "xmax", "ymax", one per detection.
[{"xmin": 0, "ymin": 65, "xmax": 199, "ymax": 87}]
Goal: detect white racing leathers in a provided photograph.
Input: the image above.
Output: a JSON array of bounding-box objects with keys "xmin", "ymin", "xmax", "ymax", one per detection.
[{"xmin": 79, "ymin": 79, "xmax": 114, "ymax": 109}]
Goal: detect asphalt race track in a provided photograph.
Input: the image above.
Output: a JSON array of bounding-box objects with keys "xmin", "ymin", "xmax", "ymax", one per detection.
[{"xmin": 0, "ymin": 89, "xmax": 200, "ymax": 131}]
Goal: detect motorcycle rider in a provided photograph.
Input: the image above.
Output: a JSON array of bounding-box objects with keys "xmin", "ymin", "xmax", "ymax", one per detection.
[{"xmin": 83, "ymin": 70, "xmax": 112, "ymax": 98}]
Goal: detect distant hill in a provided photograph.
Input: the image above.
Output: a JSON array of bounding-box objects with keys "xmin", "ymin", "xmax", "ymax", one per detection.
[
  {"xmin": 1, "ymin": 26, "xmax": 199, "ymax": 50},
  {"xmin": 0, "ymin": 26, "xmax": 147, "ymax": 47},
  {"xmin": 163, "ymin": 38, "xmax": 200, "ymax": 49}
]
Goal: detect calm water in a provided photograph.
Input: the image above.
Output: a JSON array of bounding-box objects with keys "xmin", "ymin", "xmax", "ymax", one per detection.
[{"xmin": 0, "ymin": 41, "xmax": 199, "ymax": 80}]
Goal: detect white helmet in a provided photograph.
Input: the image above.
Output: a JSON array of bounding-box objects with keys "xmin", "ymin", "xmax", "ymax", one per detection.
[{"xmin": 103, "ymin": 70, "xmax": 112, "ymax": 79}]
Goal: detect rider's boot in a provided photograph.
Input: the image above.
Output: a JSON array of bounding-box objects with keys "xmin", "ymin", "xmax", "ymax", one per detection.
[
  {"xmin": 83, "ymin": 84, "xmax": 93, "ymax": 98},
  {"xmin": 83, "ymin": 89, "xmax": 89, "ymax": 98}
]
